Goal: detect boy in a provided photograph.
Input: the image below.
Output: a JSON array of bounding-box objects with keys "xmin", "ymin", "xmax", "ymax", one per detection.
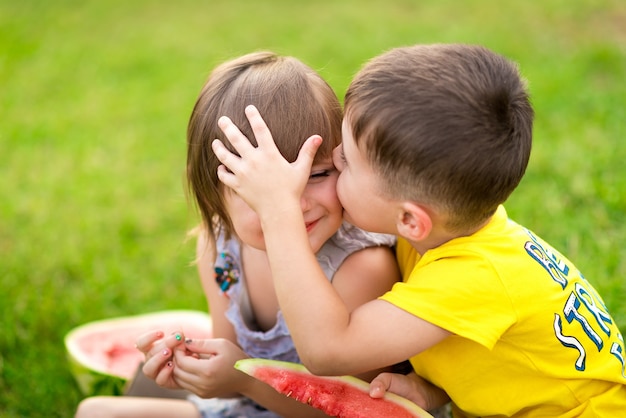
[{"xmin": 211, "ymin": 44, "xmax": 626, "ymax": 416}]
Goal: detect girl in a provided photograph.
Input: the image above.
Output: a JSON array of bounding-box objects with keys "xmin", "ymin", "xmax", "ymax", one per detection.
[{"xmin": 75, "ymin": 51, "xmax": 399, "ymax": 418}]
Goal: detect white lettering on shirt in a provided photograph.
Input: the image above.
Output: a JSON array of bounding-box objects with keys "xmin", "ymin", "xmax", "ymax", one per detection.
[{"xmin": 524, "ymin": 229, "xmax": 625, "ymax": 376}]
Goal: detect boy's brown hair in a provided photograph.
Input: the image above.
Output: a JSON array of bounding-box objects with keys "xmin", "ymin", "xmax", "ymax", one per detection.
[
  {"xmin": 345, "ymin": 44, "xmax": 534, "ymax": 232},
  {"xmin": 187, "ymin": 51, "xmax": 342, "ymax": 247}
]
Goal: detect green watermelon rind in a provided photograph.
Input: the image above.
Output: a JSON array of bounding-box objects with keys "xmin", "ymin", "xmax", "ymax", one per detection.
[
  {"xmin": 66, "ymin": 351, "xmax": 127, "ymax": 396},
  {"xmin": 235, "ymin": 358, "xmax": 433, "ymax": 418},
  {"xmin": 65, "ymin": 309, "xmax": 211, "ymax": 396}
]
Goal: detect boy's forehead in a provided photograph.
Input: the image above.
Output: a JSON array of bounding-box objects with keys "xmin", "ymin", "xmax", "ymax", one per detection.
[
  {"xmin": 341, "ymin": 117, "xmax": 359, "ymax": 157},
  {"xmin": 341, "ymin": 116, "xmax": 351, "ymax": 132}
]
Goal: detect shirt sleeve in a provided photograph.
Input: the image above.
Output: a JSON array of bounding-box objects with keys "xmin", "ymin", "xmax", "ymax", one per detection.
[{"xmin": 381, "ymin": 253, "xmax": 517, "ymax": 349}]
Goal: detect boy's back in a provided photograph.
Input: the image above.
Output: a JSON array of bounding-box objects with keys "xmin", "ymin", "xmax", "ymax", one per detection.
[{"xmin": 391, "ymin": 206, "xmax": 626, "ymax": 415}]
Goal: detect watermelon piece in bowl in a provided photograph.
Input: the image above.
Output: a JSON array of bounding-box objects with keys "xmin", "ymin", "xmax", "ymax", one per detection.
[
  {"xmin": 65, "ymin": 310, "xmax": 212, "ymax": 396},
  {"xmin": 235, "ymin": 358, "xmax": 433, "ymax": 418}
]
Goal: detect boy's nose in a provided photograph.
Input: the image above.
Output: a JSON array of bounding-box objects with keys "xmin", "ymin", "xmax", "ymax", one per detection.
[{"xmin": 332, "ymin": 146, "xmax": 344, "ymax": 172}]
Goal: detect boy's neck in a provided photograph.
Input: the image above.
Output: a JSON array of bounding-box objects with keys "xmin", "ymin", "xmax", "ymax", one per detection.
[{"xmin": 409, "ymin": 215, "xmax": 492, "ymax": 255}]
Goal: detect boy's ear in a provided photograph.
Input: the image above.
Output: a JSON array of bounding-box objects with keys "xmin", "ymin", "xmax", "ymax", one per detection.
[{"xmin": 396, "ymin": 202, "xmax": 432, "ymax": 242}]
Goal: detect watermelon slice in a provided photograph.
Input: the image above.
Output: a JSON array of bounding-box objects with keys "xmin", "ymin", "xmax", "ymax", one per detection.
[
  {"xmin": 65, "ymin": 310, "xmax": 212, "ymax": 396},
  {"xmin": 235, "ymin": 358, "xmax": 433, "ymax": 418}
]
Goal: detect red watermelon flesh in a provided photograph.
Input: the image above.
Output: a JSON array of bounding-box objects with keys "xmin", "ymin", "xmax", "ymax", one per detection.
[{"xmin": 235, "ymin": 358, "xmax": 432, "ymax": 418}]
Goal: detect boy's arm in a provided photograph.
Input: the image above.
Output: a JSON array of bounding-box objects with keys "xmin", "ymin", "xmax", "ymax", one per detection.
[
  {"xmin": 330, "ymin": 244, "xmax": 400, "ymax": 382},
  {"xmin": 268, "ymin": 207, "xmax": 450, "ymax": 376},
  {"xmin": 213, "ymin": 106, "xmax": 449, "ymax": 375}
]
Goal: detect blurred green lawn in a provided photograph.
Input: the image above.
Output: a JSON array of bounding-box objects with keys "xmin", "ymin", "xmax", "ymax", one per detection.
[{"xmin": 1, "ymin": 0, "xmax": 625, "ymax": 416}]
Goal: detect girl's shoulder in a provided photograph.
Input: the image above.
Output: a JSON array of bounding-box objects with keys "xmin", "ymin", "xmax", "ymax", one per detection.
[
  {"xmin": 215, "ymin": 231, "xmax": 241, "ymax": 257},
  {"xmin": 316, "ymin": 223, "xmax": 396, "ymax": 282},
  {"xmin": 333, "ymin": 222, "xmax": 396, "ymax": 250},
  {"xmin": 213, "ymin": 231, "xmax": 243, "ymax": 295}
]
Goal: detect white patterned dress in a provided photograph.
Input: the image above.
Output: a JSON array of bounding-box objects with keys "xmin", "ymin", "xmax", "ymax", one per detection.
[{"xmin": 189, "ymin": 222, "xmax": 396, "ymax": 418}]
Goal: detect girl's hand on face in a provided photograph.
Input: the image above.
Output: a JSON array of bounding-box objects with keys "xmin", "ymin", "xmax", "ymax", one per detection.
[
  {"xmin": 135, "ymin": 330, "xmax": 186, "ymax": 389},
  {"xmin": 212, "ymin": 105, "xmax": 323, "ymax": 217},
  {"xmin": 170, "ymin": 338, "xmax": 252, "ymax": 399}
]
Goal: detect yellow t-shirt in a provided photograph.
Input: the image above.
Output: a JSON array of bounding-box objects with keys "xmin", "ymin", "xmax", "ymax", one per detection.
[{"xmin": 382, "ymin": 206, "xmax": 626, "ymax": 417}]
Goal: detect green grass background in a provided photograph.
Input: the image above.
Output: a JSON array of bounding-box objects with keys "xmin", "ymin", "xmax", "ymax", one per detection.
[{"xmin": 1, "ymin": 0, "xmax": 625, "ymax": 416}]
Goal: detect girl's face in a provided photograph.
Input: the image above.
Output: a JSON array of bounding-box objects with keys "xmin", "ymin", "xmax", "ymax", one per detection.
[{"xmin": 224, "ymin": 157, "xmax": 343, "ymax": 253}]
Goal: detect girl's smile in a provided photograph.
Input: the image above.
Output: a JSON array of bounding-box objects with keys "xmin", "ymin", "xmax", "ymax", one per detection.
[
  {"xmin": 305, "ymin": 219, "xmax": 320, "ymax": 232},
  {"xmin": 225, "ymin": 157, "xmax": 343, "ymax": 254}
]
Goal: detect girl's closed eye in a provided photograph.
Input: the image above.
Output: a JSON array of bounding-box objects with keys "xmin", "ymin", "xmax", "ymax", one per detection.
[
  {"xmin": 308, "ymin": 167, "xmax": 337, "ymax": 183},
  {"xmin": 310, "ymin": 169, "xmax": 332, "ymax": 179}
]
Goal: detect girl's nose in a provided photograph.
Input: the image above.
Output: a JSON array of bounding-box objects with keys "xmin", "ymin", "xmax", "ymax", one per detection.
[{"xmin": 300, "ymin": 194, "xmax": 311, "ymax": 212}]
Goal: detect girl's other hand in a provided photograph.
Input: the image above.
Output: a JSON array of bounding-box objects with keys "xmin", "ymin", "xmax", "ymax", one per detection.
[
  {"xmin": 171, "ymin": 338, "xmax": 251, "ymax": 399},
  {"xmin": 135, "ymin": 330, "xmax": 186, "ymax": 389}
]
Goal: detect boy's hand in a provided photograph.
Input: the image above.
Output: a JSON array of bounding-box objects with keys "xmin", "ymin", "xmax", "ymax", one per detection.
[
  {"xmin": 369, "ymin": 371, "xmax": 450, "ymax": 410},
  {"xmin": 212, "ymin": 105, "xmax": 323, "ymax": 217}
]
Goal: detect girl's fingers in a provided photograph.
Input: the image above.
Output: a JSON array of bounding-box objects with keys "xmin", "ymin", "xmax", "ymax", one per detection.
[
  {"xmin": 142, "ymin": 346, "xmax": 173, "ymax": 379},
  {"xmin": 181, "ymin": 338, "xmax": 218, "ymax": 356},
  {"xmin": 138, "ymin": 331, "xmax": 185, "ymax": 361},
  {"xmin": 148, "ymin": 332, "xmax": 185, "ymax": 356},
  {"xmin": 154, "ymin": 360, "xmax": 176, "ymax": 387},
  {"xmin": 135, "ymin": 330, "xmax": 165, "ymax": 353},
  {"xmin": 170, "ymin": 350, "xmax": 221, "ymax": 394},
  {"xmin": 171, "ymin": 351, "xmax": 202, "ymax": 385}
]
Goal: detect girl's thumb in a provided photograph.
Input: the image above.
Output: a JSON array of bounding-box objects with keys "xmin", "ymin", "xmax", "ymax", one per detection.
[{"xmin": 183, "ymin": 338, "xmax": 217, "ymax": 356}]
